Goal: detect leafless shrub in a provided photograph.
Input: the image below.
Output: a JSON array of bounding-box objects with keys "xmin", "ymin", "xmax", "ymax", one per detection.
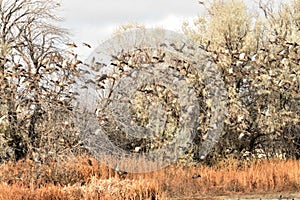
[{"xmin": 0, "ymin": 0, "xmax": 81, "ymax": 161}]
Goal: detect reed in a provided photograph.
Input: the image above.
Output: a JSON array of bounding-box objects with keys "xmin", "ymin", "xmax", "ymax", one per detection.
[{"xmin": 0, "ymin": 154, "xmax": 299, "ymax": 199}]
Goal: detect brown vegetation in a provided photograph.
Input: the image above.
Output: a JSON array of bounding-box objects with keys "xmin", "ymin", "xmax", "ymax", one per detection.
[
  {"xmin": 0, "ymin": 0, "xmax": 299, "ymax": 198},
  {"xmin": 0, "ymin": 155, "xmax": 299, "ymax": 199},
  {"xmin": 0, "ymin": 0, "xmax": 80, "ymax": 161}
]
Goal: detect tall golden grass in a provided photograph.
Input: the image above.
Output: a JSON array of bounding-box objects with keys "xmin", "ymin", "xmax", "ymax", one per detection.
[{"xmin": 0, "ymin": 154, "xmax": 299, "ymax": 199}]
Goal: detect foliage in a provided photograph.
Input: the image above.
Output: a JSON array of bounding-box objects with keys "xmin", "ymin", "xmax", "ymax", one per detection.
[
  {"xmin": 0, "ymin": 0, "xmax": 299, "ymax": 166},
  {"xmin": 183, "ymin": 0, "xmax": 300, "ymax": 160},
  {"xmin": 81, "ymin": 0, "xmax": 300, "ymax": 164}
]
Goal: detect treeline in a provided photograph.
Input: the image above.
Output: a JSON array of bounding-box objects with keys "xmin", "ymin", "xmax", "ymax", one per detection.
[
  {"xmin": 183, "ymin": 0, "xmax": 300, "ymax": 162},
  {"xmin": 0, "ymin": 0, "xmax": 299, "ymax": 164}
]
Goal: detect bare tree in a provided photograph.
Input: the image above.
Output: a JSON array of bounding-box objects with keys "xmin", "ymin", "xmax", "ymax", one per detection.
[{"xmin": 0, "ymin": 0, "xmax": 79, "ymax": 160}]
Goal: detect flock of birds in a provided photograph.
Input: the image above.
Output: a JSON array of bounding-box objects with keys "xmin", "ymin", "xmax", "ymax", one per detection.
[
  {"xmin": 71, "ymin": 38, "xmax": 207, "ymax": 178},
  {"xmin": 68, "ymin": 30, "xmax": 299, "ymax": 200}
]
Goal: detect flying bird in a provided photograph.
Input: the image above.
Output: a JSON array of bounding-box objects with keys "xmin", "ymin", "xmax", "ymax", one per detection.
[
  {"xmin": 178, "ymin": 43, "xmax": 186, "ymax": 52},
  {"xmin": 118, "ymin": 170, "xmax": 128, "ymax": 175},
  {"xmin": 170, "ymin": 42, "xmax": 186, "ymax": 52},
  {"xmin": 114, "ymin": 164, "xmax": 128, "ymax": 177},
  {"xmin": 80, "ymin": 85, "xmax": 88, "ymax": 89},
  {"xmin": 169, "ymin": 43, "xmax": 176, "ymax": 48},
  {"xmin": 95, "ymin": 74, "xmax": 108, "ymax": 82},
  {"xmin": 85, "ymin": 79, "xmax": 96, "ymax": 84},
  {"xmin": 67, "ymin": 50, "xmax": 76, "ymax": 56},
  {"xmin": 187, "ymin": 45, "xmax": 195, "ymax": 50},
  {"xmin": 192, "ymin": 174, "xmax": 201, "ymax": 179},
  {"xmin": 87, "ymin": 159, "xmax": 93, "ymax": 166},
  {"xmin": 114, "ymin": 164, "xmax": 119, "ymax": 171},
  {"xmin": 66, "ymin": 42, "xmax": 77, "ymax": 48},
  {"xmin": 159, "ymin": 43, "xmax": 167, "ymax": 47},
  {"xmin": 110, "ymin": 62, "xmax": 118, "ymax": 66},
  {"xmin": 95, "ymin": 62, "xmax": 106, "ymax": 67},
  {"xmin": 96, "ymin": 84, "xmax": 105, "ymax": 89},
  {"xmin": 82, "ymin": 42, "xmax": 91, "ymax": 48}
]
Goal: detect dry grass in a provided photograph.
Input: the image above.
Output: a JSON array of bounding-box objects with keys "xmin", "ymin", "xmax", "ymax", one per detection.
[{"xmin": 0, "ymin": 155, "xmax": 299, "ymax": 199}]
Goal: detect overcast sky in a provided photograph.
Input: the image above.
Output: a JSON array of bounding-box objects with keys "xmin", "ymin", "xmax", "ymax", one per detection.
[
  {"xmin": 57, "ymin": 0, "xmax": 277, "ymax": 60},
  {"xmin": 58, "ymin": 0, "xmax": 206, "ymax": 59}
]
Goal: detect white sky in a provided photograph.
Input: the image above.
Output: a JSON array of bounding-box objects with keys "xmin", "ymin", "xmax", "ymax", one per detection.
[
  {"xmin": 57, "ymin": 0, "xmax": 279, "ymax": 60},
  {"xmin": 58, "ymin": 0, "xmax": 205, "ymax": 59}
]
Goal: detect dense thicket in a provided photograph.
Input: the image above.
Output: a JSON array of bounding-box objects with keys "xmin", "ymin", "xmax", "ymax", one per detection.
[
  {"xmin": 0, "ymin": 0, "xmax": 81, "ymax": 161},
  {"xmin": 183, "ymin": 0, "xmax": 300, "ymax": 161},
  {"xmin": 0, "ymin": 0, "xmax": 299, "ymax": 164}
]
